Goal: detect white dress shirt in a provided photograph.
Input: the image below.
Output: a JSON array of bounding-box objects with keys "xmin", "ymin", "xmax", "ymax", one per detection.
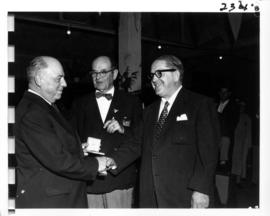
[
  {"xmin": 96, "ymin": 87, "xmax": 115, "ymax": 123},
  {"xmin": 217, "ymin": 99, "xmax": 229, "ymax": 113},
  {"xmin": 158, "ymin": 85, "xmax": 182, "ymax": 118}
]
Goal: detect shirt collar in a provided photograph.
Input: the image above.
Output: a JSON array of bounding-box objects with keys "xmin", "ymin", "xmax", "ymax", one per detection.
[
  {"xmin": 28, "ymin": 89, "xmax": 52, "ymax": 105},
  {"xmin": 220, "ymin": 99, "xmax": 230, "ymax": 106}
]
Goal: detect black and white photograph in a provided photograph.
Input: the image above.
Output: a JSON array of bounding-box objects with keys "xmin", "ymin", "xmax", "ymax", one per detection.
[{"xmin": 1, "ymin": 1, "xmax": 269, "ymax": 216}]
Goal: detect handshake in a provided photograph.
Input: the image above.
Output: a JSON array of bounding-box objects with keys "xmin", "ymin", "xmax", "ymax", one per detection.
[{"xmin": 95, "ymin": 156, "xmax": 117, "ymax": 176}]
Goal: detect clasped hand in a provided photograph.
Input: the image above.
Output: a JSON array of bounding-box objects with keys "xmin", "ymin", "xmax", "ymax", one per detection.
[
  {"xmin": 95, "ymin": 156, "xmax": 117, "ymax": 176},
  {"xmin": 103, "ymin": 117, "xmax": 124, "ymax": 134}
]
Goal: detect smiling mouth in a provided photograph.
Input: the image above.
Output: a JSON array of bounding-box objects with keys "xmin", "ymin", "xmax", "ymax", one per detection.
[{"xmin": 153, "ymin": 82, "xmax": 161, "ymax": 89}]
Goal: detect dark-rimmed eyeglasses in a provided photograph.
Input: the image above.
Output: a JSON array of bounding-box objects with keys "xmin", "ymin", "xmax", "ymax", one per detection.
[
  {"xmin": 148, "ymin": 68, "xmax": 176, "ymax": 80},
  {"xmin": 90, "ymin": 68, "xmax": 114, "ymax": 78}
]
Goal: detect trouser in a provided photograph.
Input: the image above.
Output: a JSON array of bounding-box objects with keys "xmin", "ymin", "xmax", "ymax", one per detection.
[
  {"xmin": 219, "ymin": 136, "xmax": 231, "ymax": 161},
  {"xmin": 87, "ymin": 188, "xmax": 133, "ymax": 208}
]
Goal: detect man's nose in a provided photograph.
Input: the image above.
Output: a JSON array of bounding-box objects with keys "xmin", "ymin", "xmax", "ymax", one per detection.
[
  {"xmin": 152, "ymin": 74, "xmax": 158, "ymax": 82},
  {"xmin": 61, "ymin": 78, "xmax": 67, "ymax": 87}
]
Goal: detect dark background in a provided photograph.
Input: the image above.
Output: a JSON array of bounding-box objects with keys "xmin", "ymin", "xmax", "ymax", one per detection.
[{"xmin": 10, "ymin": 12, "xmax": 259, "ymax": 109}]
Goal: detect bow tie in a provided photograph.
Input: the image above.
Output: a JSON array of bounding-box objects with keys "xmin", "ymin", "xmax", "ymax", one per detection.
[{"xmin": 95, "ymin": 92, "xmax": 113, "ymax": 100}]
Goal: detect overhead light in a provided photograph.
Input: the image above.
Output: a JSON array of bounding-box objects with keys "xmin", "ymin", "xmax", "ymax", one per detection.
[
  {"xmin": 66, "ymin": 29, "xmax": 71, "ymax": 35},
  {"xmin": 219, "ymin": 56, "xmax": 223, "ymax": 60},
  {"xmin": 66, "ymin": 25, "xmax": 71, "ymax": 35},
  {"xmin": 157, "ymin": 45, "xmax": 162, "ymax": 50}
]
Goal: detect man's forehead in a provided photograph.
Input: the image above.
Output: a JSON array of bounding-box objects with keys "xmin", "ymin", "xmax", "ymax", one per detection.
[
  {"xmin": 44, "ymin": 64, "xmax": 64, "ymax": 77},
  {"xmin": 93, "ymin": 58, "xmax": 111, "ymax": 69},
  {"xmin": 151, "ymin": 60, "xmax": 168, "ymax": 69}
]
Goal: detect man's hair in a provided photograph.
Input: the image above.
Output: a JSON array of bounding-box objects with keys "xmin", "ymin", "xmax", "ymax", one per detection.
[
  {"xmin": 92, "ymin": 55, "xmax": 117, "ymax": 70},
  {"xmin": 155, "ymin": 55, "xmax": 184, "ymax": 82},
  {"xmin": 26, "ymin": 56, "xmax": 48, "ymax": 83}
]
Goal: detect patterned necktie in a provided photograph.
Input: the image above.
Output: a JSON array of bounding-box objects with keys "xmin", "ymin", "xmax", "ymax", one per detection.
[
  {"xmin": 95, "ymin": 92, "xmax": 113, "ymax": 100},
  {"xmin": 153, "ymin": 101, "xmax": 169, "ymax": 142}
]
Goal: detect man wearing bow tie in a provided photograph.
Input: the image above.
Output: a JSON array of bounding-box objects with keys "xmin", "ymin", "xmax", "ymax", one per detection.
[
  {"xmin": 109, "ymin": 55, "xmax": 220, "ymax": 208},
  {"xmin": 71, "ymin": 56, "xmax": 142, "ymax": 208}
]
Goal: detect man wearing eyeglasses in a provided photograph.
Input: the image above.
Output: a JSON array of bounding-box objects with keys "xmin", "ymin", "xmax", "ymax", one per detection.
[
  {"xmin": 108, "ymin": 55, "xmax": 219, "ymax": 208},
  {"xmin": 71, "ymin": 56, "xmax": 142, "ymax": 208}
]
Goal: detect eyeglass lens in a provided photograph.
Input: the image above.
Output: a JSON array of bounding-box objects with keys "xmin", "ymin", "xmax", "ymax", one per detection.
[{"xmin": 148, "ymin": 68, "xmax": 176, "ymax": 80}]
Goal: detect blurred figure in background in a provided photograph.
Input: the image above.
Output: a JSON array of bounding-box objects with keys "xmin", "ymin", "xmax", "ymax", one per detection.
[
  {"xmin": 231, "ymin": 101, "xmax": 252, "ymax": 184},
  {"xmin": 217, "ymin": 87, "xmax": 239, "ymax": 172}
]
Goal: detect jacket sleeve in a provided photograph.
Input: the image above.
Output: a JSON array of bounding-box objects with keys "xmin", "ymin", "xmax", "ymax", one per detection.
[
  {"xmin": 108, "ymin": 118, "xmax": 143, "ymax": 175},
  {"xmin": 20, "ymin": 109, "xmax": 98, "ymax": 181},
  {"xmin": 108, "ymin": 95, "xmax": 143, "ymax": 174},
  {"xmin": 188, "ymin": 98, "xmax": 219, "ymax": 195}
]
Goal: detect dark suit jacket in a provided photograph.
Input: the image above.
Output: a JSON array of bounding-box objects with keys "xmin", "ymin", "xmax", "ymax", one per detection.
[
  {"xmin": 111, "ymin": 88, "xmax": 219, "ymax": 208},
  {"xmin": 15, "ymin": 91, "xmax": 99, "ymax": 208},
  {"xmin": 71, "ymin": 90, "xmax": 142, "ymax": 193}
]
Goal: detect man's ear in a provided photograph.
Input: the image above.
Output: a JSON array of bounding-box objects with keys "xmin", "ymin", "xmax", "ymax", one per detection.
[
  {"xmin": 174, "ymin": 70, "xmax": 180, "ymax": 81},
  {"xmin": 113, "ymin": 69, "xmax": 119, "ymax": 80},
  {"xmin": 34, "ymin": 72, "xmax": 42, "ymax": 87}
]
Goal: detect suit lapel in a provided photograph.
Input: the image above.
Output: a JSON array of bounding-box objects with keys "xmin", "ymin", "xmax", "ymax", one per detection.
[
  {"xmin": 87, "ymin": 93, "xmax": 104, "ymax": 128},
  {"xmin": 153, "ymin": 88, "xmax": 187, "ymax": 149},
  {"xmin": 148, "ymin": 100, "xmax": 161, "ymax": 149},
  {"xmin": 50, "ymin": 107, "xmax": 75, "ymax": 134},
  {"xmin": 105, "ymin": 90, "xmax": 120, "ymax": 122}
]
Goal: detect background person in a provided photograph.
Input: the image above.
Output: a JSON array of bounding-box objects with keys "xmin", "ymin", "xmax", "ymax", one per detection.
[{"xmin": 217, "ymin": 86, "xmax": 240, "ymax": 172}]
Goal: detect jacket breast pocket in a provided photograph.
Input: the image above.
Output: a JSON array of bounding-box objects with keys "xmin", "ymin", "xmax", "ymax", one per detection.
[{"xmin": 171, "ymin": 121, "xmax": 195, "ymax": 145}]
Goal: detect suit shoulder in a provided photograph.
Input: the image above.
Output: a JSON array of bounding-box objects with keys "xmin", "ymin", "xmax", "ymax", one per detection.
[
  {"xmin": 184, "ymin": 89, "xmax": 214, "ymax": 103},
  {"xmin": 16, "ymin": 100, "xmax": 49, "ymax": 125}
]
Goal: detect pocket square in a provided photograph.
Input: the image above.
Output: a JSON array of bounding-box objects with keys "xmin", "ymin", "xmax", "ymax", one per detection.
[{"xmin": 176, "ymin": 114, "xmax": 188, "ymax": 121}]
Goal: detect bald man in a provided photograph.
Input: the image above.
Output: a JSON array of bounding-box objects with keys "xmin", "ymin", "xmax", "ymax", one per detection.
[
  {"xmin": 15, "ymin": 56, "xmax": 107, "ymax": 208},
  {"xmin": 71, "ymin": 56, "xmax": 142, "ymax": 208}
]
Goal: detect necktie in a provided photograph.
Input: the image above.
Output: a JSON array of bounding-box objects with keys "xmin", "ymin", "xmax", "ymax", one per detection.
[
  {"xmin": 95, "ymin": 92, "xmax": 113, "ymax": 100},
  {"xmin": 153, "ymin": 101, "xmax": 169, "ymax": 142}
]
